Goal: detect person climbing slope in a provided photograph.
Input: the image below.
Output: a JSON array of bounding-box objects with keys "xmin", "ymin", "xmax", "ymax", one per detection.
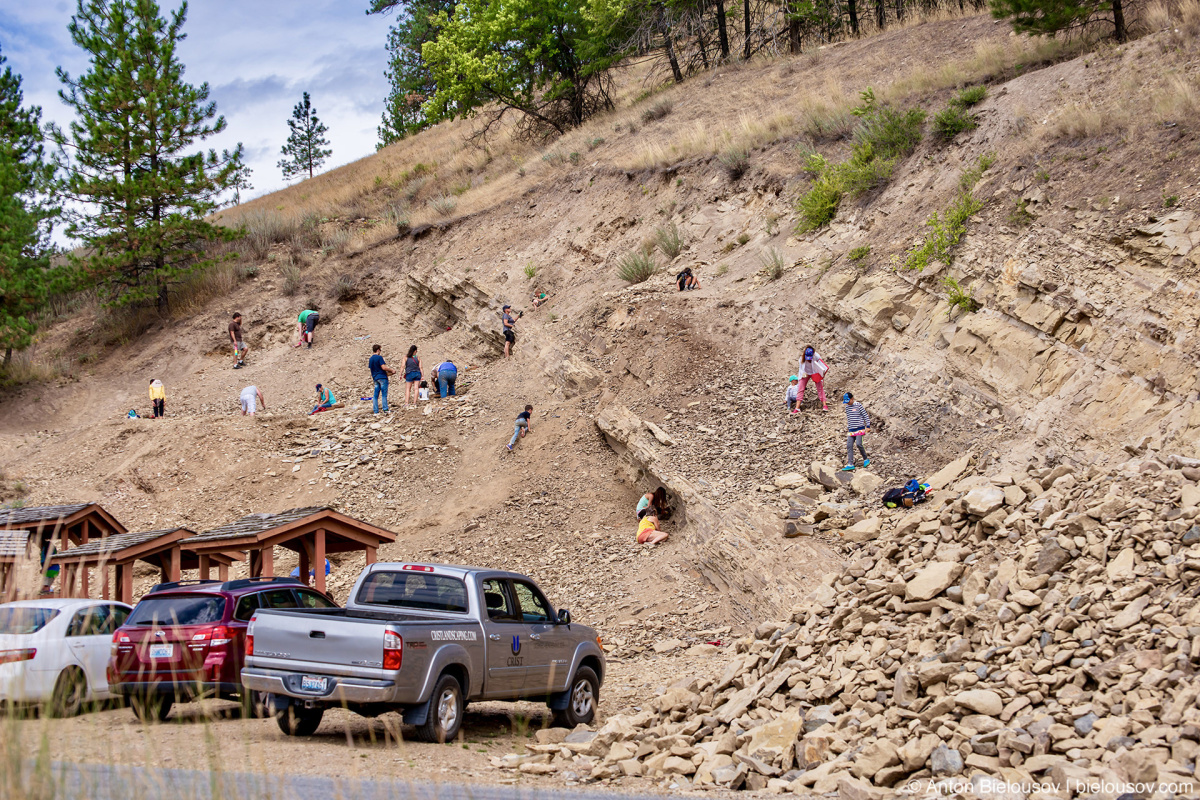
[
  {"xmin": 796, "ymin": 346, "xmax": 829, "ymax": 412},
  {"xmin": 229, "ymin": 312, "xmax": 247, "ymax": 368},
  {"xmin": 294, "ymin": 309, "xmax": 319, "ymax": 348},
  {"xmin": 507, "ymin": 405, "xmax": 533, "ymax": 452},
  {"xmin": 841, "ymin": 391, "xmax": 871, "ymax": 472},
  {"xmin": 501, "ymin": 305, "xmax": 517, "ymax": 358},
  {"xmin": 149, "ymin": 379, "xmax": 166, "ymax": 418}
]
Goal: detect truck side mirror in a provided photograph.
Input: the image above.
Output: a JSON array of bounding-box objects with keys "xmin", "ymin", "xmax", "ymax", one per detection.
[{"xmin": 557, "ymin": 609, "xmax": 571, "ymax": 625}]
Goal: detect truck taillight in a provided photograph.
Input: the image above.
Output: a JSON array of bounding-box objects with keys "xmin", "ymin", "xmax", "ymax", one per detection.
[
  {"xmin": 111, "ymin": 631, "xmax": 130, "ymax": 656},
  {"xmin": 245, "ymin": 620, "xmax": 254, "ymax": 656},
  {"xmin": 382, "ymin": 628, "xmax": 403, "ymax": 671},
  {"xmin": 0, "ymin": 648, "xmax": 36, "ymax": 665}
]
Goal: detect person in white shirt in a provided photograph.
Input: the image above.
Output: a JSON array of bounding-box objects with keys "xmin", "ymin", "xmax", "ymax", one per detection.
[
  {"xmin": 239, "ymin": 385, "xmax": 265, "ymax": 416},
  {"xmin": 784, "ymin": 375, "xmax": 800, "ymax": 412}
]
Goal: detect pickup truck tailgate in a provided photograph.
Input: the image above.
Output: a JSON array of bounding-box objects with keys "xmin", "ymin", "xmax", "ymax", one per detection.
[{"xmin": 251, "ymin": 610, "xmax": 389, "ymax": 672}]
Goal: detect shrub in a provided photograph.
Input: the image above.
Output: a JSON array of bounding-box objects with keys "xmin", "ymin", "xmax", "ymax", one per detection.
[
  {"xmin": 654, "ymin": 222, "xmax": 684, "ymax": 259},
  {"xmin": 523, "ymin": 261, "xmax": 537, "ymax": 279},
  {"xmin": 320, "ymin": 229, "xmax": 351, "ymax": 255},
  {"xmin": 934, "ymin": 105, "xmax": 978, "ymax": 141},
  {"xmin": 641, "ymin": 99, "xmax": 674, "ymax": 123},
  {"xmin": 954, "ymin": 85, "xmax": 988, "ymax": 107},
  {"xmin": 1163, "ymin": 194, "xmax": 1179, "ymax": 209},
  {"xmin": 281, "ymin": 265, "xmax": 303, "ymax": 296},
  {"xmin": 617, "ymin": 250, "xmax": 657, "ymax": 283},
  {"xmin": 719, "ymin": 147, "xmax": 750, "ymax": 180},
  {"xmin": 796, "ymin": 102, "xmax": 925, "ymax": 232},
  {"xmin": 943, "ymin": 276, "xmax": 979, "ymax": 317},
  {"xmin": 760, "ymin": 247, "xmax": 786, "ymax": 280},
  {"xmin": 588, "ymin": 137, "xmax": 605, "ymax": 150},
  {"xmin": 429, "ymin": 195, "xmax": 457, "ymax": 216},
  {"xmin": 717, "ymin": 263, "xmax": 729, "ymax": 276},
  {"xmin": 905, "ymin": 192, "xmax": 984, "ymax": 271},
  {"xmin": 848, "ymin": 245, "xmax": 871, "ymax": 261},
  {"xmin": 736, "ymin": 232, "xmax": 750, "ymax": 245},
  {"xmin": 404, "ymin": 175, "xmax": 429, "ymax": 202},
  {"xmin": 1007, "ymin": 199, "xmax": 1035, "ymax": 227},
  {"xmin": 384, "ymin": 203, "xmax": 411, "ymax": 236},
  {"xmin": 240, "ymin": 264, "xmax": 259, "ymax": 279},
  {"xmin": 330, "ymin": 274, "xmax": 359, "ymax": 301}
]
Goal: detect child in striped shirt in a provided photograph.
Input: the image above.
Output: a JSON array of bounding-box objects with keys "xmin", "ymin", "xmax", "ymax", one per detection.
[{"xmin": 841, "ymin": 392, "xmax": 871, "ymax": 471}]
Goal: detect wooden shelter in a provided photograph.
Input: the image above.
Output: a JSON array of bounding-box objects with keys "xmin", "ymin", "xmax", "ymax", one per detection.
[
  {"xmin": 0, "ymin": 503, "xmax": 126, "ymax": 555},
  {"xmin": 51, "ymin": 527, "xmax": 241, "ymax": 604},
  {"xmin": 181, "ymin": 507, "xmax": 396, "ymax": 594},
  {"xmin": 0, "ymin": 530, "xmax": 33, "ymax": 601}
]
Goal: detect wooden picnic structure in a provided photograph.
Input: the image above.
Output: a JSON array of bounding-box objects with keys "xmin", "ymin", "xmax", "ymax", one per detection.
[
  {"xmin": 0, "ymin": 503, "xmax": 126, "ymax": 553},
  {"xmin": 51, "ymin": 527, "xmax": 242, "ymax": 604},
  {"xmin": 181, "ymin": 507, "xmax": 396, "ymax": 594},
  {"xmin": 0, "ymin": 530, "xmax": 33, "ymax": 601}
]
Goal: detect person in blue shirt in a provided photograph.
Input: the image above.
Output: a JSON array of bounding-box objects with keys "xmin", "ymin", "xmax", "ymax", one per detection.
[
  {"xmin": 433, "ymin": 360, "xmax": 458, "ymax": 398},
  {"xmin": 368, "ymin": 344, "xmax": 394, "ymax": 414}
]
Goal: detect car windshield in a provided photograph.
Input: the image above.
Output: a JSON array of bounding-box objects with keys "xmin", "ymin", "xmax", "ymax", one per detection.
[
  {"xmin": 357, "ymin": 572, "xmax": 468, "ymax": 613},
  {"xmin": 0, "ymin": 607, "xmax": 59, "ymax": 634},
  {"xmin": 127, "ymin": 595, "xmax": 226, "ymax": 626}
]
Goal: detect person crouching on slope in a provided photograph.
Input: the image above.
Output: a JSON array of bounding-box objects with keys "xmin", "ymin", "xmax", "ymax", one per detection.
[
  {"xmin": 784, "ymin": 375, "xmax": 800, "ymax": 412},
  {"xmin": 841, "ymin": 392, "xmax": 871, "ymax": 472}
]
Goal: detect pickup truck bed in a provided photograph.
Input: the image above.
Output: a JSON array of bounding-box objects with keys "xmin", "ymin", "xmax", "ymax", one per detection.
[{"xmin": 243, "ymin": 563, "xmax": 604, "ymax": 743}]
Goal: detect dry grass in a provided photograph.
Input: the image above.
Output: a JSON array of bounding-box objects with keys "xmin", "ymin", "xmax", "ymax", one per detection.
[{"xmin": 1153, "ymin": 74, "xmax": 1200, "ymax": 122}]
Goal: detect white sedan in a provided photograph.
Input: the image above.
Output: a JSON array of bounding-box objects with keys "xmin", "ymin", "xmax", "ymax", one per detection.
[{"xmin": 0, "ymin": 598, "xmax": 132, "ymax": 716}]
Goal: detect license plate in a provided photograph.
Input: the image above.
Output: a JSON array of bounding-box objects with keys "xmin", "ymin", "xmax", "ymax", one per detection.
[
  {"xmin": 300, "ymin": 675, "xmax": 328, "ymax": 693},
  {"xmin": 149, "ymin": 643, "xmax": 174, "ymax": 659}
]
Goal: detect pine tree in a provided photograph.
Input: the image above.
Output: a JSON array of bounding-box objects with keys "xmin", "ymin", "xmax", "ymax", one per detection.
[
  {"xmin": 373, "ymin": 0, "xmax": 453, "ymax": 149},
  {"xmin": 990, "ymin": 0, "xmax": 1126, "ymax": 42},
  {"xmin": 52, "ymin": 0, "xmax": 246, "ymax": 310},
  {"xmin": 278, "ymin": 93, "xmax": 331, "ymax": 180},
  {"xmin": 0, "ymin": 47, "xmax": 56, "ymax": 364}
]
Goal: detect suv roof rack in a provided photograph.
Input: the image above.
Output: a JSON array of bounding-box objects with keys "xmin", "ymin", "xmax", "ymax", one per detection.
[
  {"xmin": 147, "ymin": 579, "xmax": 221, "ymax": 594},
  {"xmin": 220, "ymin": 576, "xmax": 303, "ymax": 592}
]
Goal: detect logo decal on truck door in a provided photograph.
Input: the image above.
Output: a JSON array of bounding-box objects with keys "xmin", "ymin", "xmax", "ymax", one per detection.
[
  {"xmin": 511, "ymin": 635, "xmax": 522, "ymax": 655},
  {"xmin": 430, "ymin": 630, "xmax": 478, "ymax": 642}
]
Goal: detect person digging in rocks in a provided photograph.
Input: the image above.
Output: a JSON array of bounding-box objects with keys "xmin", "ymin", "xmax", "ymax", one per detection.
[
  {"xmin": 796, "ymin": 346, "xmax": 829, "ymax": 412},
  {"xmin": 294, "ymin": 309, "xmax": 319, "ymax": 348},
  {"xmin": 636, "ymin": 511, "xmax": 668, "ymax": 545},
  {"xmin": 507, "ymin": 405, "xmax": 532, "ymax": 452},
  {"xmin": 841, "ymin": 391, "xmax": 871, "ymax": 472}
]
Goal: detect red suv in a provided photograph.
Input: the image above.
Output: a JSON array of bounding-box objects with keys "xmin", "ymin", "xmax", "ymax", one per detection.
[{"xmin": 109, "ymin": 577, "xmax": 336, "ymax": 721}]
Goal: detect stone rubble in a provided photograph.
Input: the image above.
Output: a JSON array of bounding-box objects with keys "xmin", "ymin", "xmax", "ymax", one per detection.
[{"xmin": 494, "ymin": 453, "xmax": 1200, "ymax": 797}]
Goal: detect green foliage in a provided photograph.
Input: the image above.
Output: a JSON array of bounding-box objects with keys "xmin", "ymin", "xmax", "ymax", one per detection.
[
  {"xmin": 279, "ymin": 93, "xmax": 331, "ymax": 180},
  {"xmin": 954, "ymin": 85, "xmax": 988, "ymax": 107},
  {"xmin": 795, "ymin": 103, "xmax": 926, "ymax": 232},
  {"xmin": 52, "ymin": 0, "xmax": 245, "ymax": 310},
  {"xmin": 0, "ymin": 46, "xmax": 57, "ymax": 358},
  {"xmin": 934, "ymin": 105, "xmax": 978, "ymax": 141},
  {"xmin": 654, "ymin": 222, "xmax": 684, "ymax": 259},
  {"xmin": 422, "ymin": 0, "xmax": 621, "ymax": 136},
  {"xmin": 760, "ymin": 247, "xmax": 786, "ymax": 280},
  {"xmin": 719, "ymin": 147, "xmax": 750, "ymax": 180},
  {"xmin": 736, "ymin": 233, "xmax": 750, "ymax": 245},
  {"xmin": 523, "ymin": 261, "xmax": 537, "ymax": 279},
  {"xmin": 374, "ymin": 0, "xmax": 453, "ymax": 148},
  {"xmin": 617, "ymin": 249, "xmax": 657, "ymax": 283},
  {"xmin": 942, "ymin": 276, "xmax": 979, "ymax": 317},
  {"xmin": 429, "ymin": 195, "xmax": 456, "ymax": 216},
  {"xmin": 990, "ymin": 0, "xmax": 1128, "ymax": 41},
  {"xmin": 848, "ymin": 245, "xmax": 871, "ymax": 261},
  {"xmin": 1163, "ymin": 194, "xmax": 1179, "ymax": 209},
  {"xmin": 904, "ymin": 193, "xmax": 984, "ymax": 271}
]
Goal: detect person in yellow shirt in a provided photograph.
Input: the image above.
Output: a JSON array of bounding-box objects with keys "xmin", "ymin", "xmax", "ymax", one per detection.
[
  {"xmin": 636, "ymin": 512, "xmax": 668, "ymax": 545},
  {"xmin": 148, "ymin": 379, "xmax": 166, "ymax": 419}
]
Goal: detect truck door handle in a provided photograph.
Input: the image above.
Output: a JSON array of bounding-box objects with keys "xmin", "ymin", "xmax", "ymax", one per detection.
[
  {"xmin": 488, "ymin": 634, "xmax": 501, "ymax": 641},
  {"xmin": 530, "ymin": 634, "xmax": 541, "ymax": 640},
  {"xmin": 309, "ymin": 631, "xmax": 326, "ymax": 639}
]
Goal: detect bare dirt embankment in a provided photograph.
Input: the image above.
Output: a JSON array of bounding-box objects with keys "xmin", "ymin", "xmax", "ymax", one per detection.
[{"xmin": 3, "ymin": 8, "xmax": 1200, "ymax": 795}]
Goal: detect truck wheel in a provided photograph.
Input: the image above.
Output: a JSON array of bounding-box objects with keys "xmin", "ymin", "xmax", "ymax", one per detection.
[
  {"xmin": 131, "ymin": 695, "xmax": 172, "ymax": 723},
  {"xmin": 276, "ymin": 705, "xmax": 324, "ymax": 737},
  {"xmin": 414, "ymin": 673, "xmax": 464, "ymax": 743},
  {"xmin": 48, "ymin": 668, "xmax": 86, "ymax": 718},
  {"xmin": 555, "ymin": 666, "xmax": 598, "ymax": 728}
]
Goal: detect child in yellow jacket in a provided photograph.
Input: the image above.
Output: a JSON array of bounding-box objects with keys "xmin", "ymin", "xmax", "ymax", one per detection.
[{"xmin": 149, "ymin": 379, "xmax": 165, "ymax": 418}]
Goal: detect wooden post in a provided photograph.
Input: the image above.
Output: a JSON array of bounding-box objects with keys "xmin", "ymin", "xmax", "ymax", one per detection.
[
  {"xmin": 118, "ymin": 563, "xmax": 133, "ymax": 605},
  {"xmin": 218, "ymin": 562, "xmax": 229, "ymax": 581},
  {"xmin": 298, "ymin": 536, "xmax": 311, "ymax": 588},
  {"xmin": 102, "ymin": 564, "xmax": 110, "ymax": 600},
  {"xmin": 81, "ymin": 562, "xmax": 89, "ymax": 598},
  {"xmin": 365, "ymin": 545, "xmax": 377, "ymax": 566},
  {"xmin": 81, "ymin": 519, "xmax": 90, "ymax": 545},
  {"xmin": 168, "ymin": 546, "xmax": 181, "ymax": 582},
  {"xmin": 249, "ymin": 550, "xmax": 260, "ymax": 578},
  {"xmin": 314, "ymin": 529, "xmax": 326, "ymax": 594},
  {"xmin": 261, "ymin": 546, "xmax": 274, "ymax": 578},
  {"xmin": 199, "ymin": 554, "xmax": 211, "ymax": 580}
]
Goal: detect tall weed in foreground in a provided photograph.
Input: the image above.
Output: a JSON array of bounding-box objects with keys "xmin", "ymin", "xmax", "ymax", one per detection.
[{"xmin": 2, "ymin": 713, "xmax": 56, "ymax": 800}]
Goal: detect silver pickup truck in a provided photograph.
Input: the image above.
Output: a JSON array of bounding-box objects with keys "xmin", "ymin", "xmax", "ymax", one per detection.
[{"xmin": 241, "ymin": 563, "xmax": 605, "ymax": 742}]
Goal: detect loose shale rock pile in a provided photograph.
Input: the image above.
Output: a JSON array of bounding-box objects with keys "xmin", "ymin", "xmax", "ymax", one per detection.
[{"xmin": 498, "ymin": 452, "xmax": 1200, "ymax": 797}]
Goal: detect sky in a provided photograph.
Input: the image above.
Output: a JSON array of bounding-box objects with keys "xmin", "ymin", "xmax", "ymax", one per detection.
[{"xmin": 0, "ymin": 0, "xmax": 394, "ymax": 207}]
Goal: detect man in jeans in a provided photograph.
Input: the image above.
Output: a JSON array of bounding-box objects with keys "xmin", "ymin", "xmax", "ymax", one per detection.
[
  {"xmin": 368, "ymin": 344, "xmax": 394, "ymax": 414},
  {"xmin": 433, "ymin": 360, "xmax": 457, "ymax": 398},
  {"xmin": 507, "ymin": 405, "xmax": 533, "ymax": 452}
]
